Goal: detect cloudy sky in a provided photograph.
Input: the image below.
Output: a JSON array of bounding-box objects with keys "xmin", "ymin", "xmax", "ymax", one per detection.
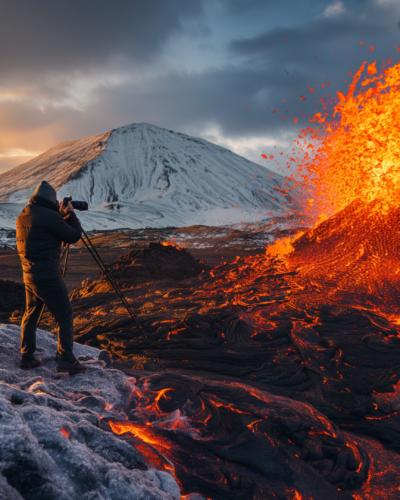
[{"xmin": 0, "ymin": 0, "xmax": 399, "ymax": 174}]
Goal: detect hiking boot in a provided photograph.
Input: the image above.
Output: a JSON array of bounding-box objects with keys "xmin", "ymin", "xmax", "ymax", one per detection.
[
  {"xmin": 20, "ymin": 355, "xmax": 44, "ymax": 370},
  {"xmin": 57, "ymin": 358, "xmax": 88, "ymax": 374}
]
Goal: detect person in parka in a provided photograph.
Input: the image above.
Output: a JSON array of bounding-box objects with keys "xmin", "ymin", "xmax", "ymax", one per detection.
[{"xmin": 16, "ymin": 180, "xmax": 87, "ymax": 373}]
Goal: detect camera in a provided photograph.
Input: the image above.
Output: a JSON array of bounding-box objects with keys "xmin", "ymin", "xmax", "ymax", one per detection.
[{"xmin": 60, "ymin": 195, "xmax": 88, "ymax": 211}]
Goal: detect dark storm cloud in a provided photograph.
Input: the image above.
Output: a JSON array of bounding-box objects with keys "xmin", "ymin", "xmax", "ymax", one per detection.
[
  {"xmin": 93, "ymin": 7, "xmax": 398, "ymax": 143},
  {"xmin": 0, "ymin": 63, "xmax": 296, "ymax": 152},
  {"xmin": 72, "ymin": 64, "xmax": 309, "ymax": 144},
  {"xmin": 216, "ymin": 5, "xmax": 400, "ymax": 137},
  {"xmin": 1, "ymin": 0, "xmax": 400, "ymax": 174},
  {"xmin": 0, "ymin": 0, "xmax": 205, "ymax": 83},
  {"xmin": 228, "ymin": 12, "xmax": 390, "ymax": 70},
  {"xmin": 217, "ymin": 0, "xmax": 275, "ymax": 15}
]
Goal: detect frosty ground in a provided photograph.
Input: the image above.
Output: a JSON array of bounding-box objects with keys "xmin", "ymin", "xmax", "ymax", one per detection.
[{"xmin": 0, "ymin": 323, "xmax": 200, "ymax": 500}]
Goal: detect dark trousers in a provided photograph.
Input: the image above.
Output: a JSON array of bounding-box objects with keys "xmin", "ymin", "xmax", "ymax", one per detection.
[{"xmin": 20, "ymin": 276, "xmax": 74, "ymax": 361}]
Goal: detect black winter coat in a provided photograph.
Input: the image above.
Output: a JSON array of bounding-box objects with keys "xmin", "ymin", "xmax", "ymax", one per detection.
[{"xmin": 16, "ymin": 195, "xmax": 82, "ymax": 283}]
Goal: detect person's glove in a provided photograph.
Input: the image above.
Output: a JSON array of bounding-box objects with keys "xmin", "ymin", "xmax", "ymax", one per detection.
[{"xmin": 59, "ymin": 197, "xmax": 75, "ymax": 216}]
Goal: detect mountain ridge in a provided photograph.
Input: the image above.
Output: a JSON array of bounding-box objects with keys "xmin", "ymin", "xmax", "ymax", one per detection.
[{"xmin": 0, "ymin": 122, "xmax": 295, "ymax": 230}]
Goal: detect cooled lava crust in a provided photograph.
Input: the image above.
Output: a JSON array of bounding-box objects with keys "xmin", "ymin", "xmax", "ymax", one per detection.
[{"xmin": 37, "ymin": 204, "xmax": 400, "ymax": 500}]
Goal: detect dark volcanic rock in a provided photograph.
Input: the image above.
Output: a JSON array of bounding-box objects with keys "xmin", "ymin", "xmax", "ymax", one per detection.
[
  {"xmin": 110, "ymin": 371, "xmax": 369, "ymax": 500},
  {"xmin": 107, "ymin": 242, "xmax": 209, "ymax": 283}
]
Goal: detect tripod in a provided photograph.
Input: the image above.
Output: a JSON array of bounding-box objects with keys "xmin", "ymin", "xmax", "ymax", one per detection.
[{"xmin": 37, "ymin": 228, "xmax": 167, "ymax": 374}]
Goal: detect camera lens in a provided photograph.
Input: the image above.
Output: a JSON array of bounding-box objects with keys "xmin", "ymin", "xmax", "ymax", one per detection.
[{"xmin": 71, "ymin": 200, "xmax": 88, "ymax": 211}]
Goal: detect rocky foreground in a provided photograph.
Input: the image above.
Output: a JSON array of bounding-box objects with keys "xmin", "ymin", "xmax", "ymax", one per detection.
[{"xmin": 0, "ymin": 324, "xmax": 189, "ymax": 500}]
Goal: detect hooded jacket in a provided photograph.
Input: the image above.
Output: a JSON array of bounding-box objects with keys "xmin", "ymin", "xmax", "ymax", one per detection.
[{"xmin": 16, "ymin": 192, "xmax": 82, "ymax": 283}]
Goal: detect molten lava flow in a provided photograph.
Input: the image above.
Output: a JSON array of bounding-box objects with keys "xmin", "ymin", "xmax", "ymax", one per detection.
[
  {"xmin": 293, "ymin": 59, "xmax": 400, "ymax": 219},
  {"xmin": 109, "ymin": 421, "xmax": 171, "ymax": 449},
  {"xmin": 265, "ymin": 232, "xmax": 304, "ymax": 259},
  {"xmin": 28, "ymin": 380, "xmax": 43, "ymax": 392},
  {"xmin": 162, "ymin": 238, "xmax": 180, "ymax": 247}
]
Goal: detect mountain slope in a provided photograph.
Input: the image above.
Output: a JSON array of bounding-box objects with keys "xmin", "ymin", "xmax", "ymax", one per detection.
[
  {"xmin": 0, "ymin": 131, "xmax": 111, "ymax": 203},
  {"xmin": 0, "ymin": 123, "xmax": 295, "ymax": 230}
]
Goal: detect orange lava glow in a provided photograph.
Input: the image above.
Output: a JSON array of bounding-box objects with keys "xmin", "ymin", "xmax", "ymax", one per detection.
[
  {"xmin": 154, "ymin": 387, "xmax": 174, "ymax": 404},
  {"xmin": 182, "ymin": 496, "xmax": 212, "ymax": 500},
  {"xmin": 265, "ymin": 232, "xmax": 303, "ymax": 258},
  {"xmin": 161, "ymin": 238, "xmax": 181, "ymax": 248},
  {"xmin": 293, "ymin": 59, "xmax": 400, "ymax": 220},
  {"xmin": 60, "ymin": 428, "xmax": 70, "ymax": 438},
  {"xmin": 109, "ymin": 421, "xmax": 171, "ymax": 449}
]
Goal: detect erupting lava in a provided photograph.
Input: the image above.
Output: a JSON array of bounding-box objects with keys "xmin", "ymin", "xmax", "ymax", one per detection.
[
  {"xmin": 162, "ymin": 238, "xmax": 180, "ymax": 248},
  {"xmin": 291, "ymin": 58, "xmax": 400, "ymax": 219}
]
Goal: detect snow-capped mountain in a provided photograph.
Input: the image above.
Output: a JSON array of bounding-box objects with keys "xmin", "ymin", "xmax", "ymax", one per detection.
[{"xmin": 0, "ymin": 123, "xmax": 295, "ymax": 230}]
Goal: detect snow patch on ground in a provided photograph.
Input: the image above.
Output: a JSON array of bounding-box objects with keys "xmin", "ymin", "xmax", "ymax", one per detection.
[{"xmin": 0, "ymin": 323, "xmax": 182, "ymax": 500}]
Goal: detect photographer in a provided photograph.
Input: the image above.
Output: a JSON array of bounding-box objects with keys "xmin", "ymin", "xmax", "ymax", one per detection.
[{"xmin": 16, "ymin": 180, "xmax": 87, "ymax": 373}]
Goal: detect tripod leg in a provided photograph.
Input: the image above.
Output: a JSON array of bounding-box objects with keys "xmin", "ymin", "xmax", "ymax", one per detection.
[
  {"xmin": 62, "ymin": 245, "xmax": 70, "ymax": 277},
  {"xmin": 80, "ymin": 231, "xmax": 167, "ymax": 374}
]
